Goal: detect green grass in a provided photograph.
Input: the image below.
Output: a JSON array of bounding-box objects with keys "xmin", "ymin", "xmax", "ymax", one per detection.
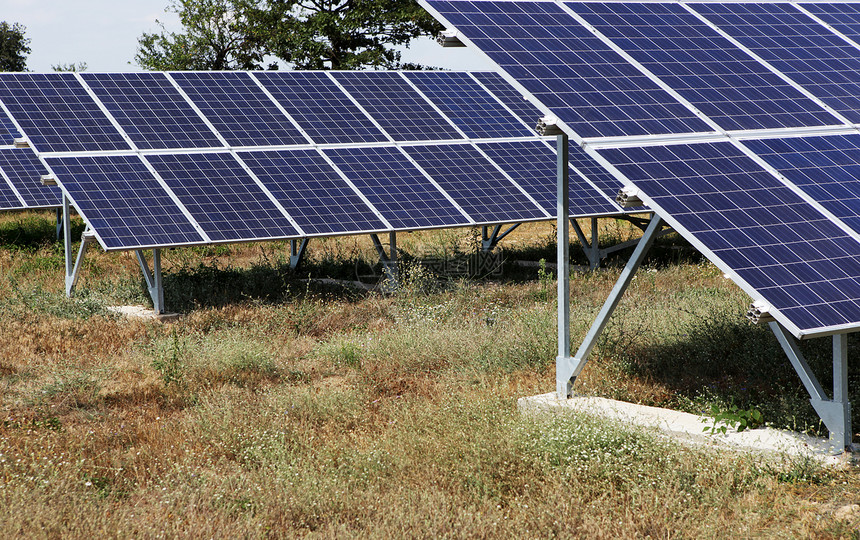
[{"xmin": 0, "ymin": 212, "xmax": 858, "ymax": 537}]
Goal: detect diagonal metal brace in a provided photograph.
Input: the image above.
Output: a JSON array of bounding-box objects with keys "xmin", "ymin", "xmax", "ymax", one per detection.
[
  {"xmin": 482, "ymin": 223, "xmax": 520, "ymax": 252},
  {"xmin": 63, "ymin": 195, "xmax": 96, "ymax": 297},
  {"xmin": 370, "ymin": 232, "xmax": 398, "ymax": 291},
  {"xmin": 290, "ymin": 238, "xmax": 309, "ymax": 270},
  {"xmin": 557, "ymin": 215, "xmax": 664, "ymax": 398},
  {"xmin": 136, "ymin": 249, "xmax": 165, "ymax": 314},
  {"xmin": 570, "ymin": 217, "xmax": 600, "ymax": 269},
  {"xmin": 770, "ymin": 322, "xmax": 851, "ymax": 449}
]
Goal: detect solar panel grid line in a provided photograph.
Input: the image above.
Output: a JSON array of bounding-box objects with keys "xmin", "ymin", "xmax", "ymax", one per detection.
[
  {"xmin": 162, "ymin": 72, "xmax": 231, "ymax": 148},
  {"xmin": 230, "ymin": 151, "xmax": 309, "ymax": 237},
  {"xmin": 395, "ymin": 72, "xmax": 473, "ymax": 140},
  {"xmin": 393, "ymin": 144, "xmax": 478, "ymax": 224},
  {"xmin": 681, "ymin": 2, "xmax": 855, "ymax": 129},
  {"xmin": 796, "ymin": 2, "xmax": 860, "ymax": 49},
  {"xmin": 322, "ymin": 71, "xmax": 397, "ymax": 144},
  {"xmin": 553, "ymin": 1, "xmax": 730, "ymax": 136},
  {"xmin": 539, "ymin": 138, "xmax": 627, "ymax": 211},
  {"xmin": 314, "ymin": 148, "xmax": 395, "ymax": 230},
  {"xmin": 244, "ymin": 72, "xmax": 318, "ymax": 146},
  {"xmin": 418, "ymin": 1, "xmax": 589, "ymax": 146},
  {"xmin": 466, "ymin": 71, "xmax": 544, "ymax": 134},
  {"xmin": 72, "ymin": 72, "xmax": 141, "ymax": 153},
  {"xmin": 467, "ymin": 141, "xmax": 554, "ymax": 218}
]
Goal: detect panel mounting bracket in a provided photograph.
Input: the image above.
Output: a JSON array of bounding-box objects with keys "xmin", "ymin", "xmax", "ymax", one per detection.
[
  {"xmin": 482, "ymin": 223, "xmax": 520, "ymax": 252},
  {"xmin": 290, "ymin": 238, "xmax": 309, "ymax": 270},
  {"xmin": 63, "ymin": 195, "xmax": 96, "ymax": 297},
  {"xmin": 136, "ymin": 249, "xmax": 165, "ymax": 315}
]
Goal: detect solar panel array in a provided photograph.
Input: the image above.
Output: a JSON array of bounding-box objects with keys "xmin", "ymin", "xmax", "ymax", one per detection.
[
  {"xmin": 422, "ymin": 0, "xmax": 860, "ymax": 338},
  {"xmin": 0, "ymin": 107, "xmax": 61, "ymax": 210},
  {"xmin": 0, "ymin": 70, "xmax": 627, "ymax": 251}
]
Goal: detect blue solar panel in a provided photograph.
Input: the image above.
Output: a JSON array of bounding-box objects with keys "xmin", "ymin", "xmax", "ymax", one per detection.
[
  {"xmin": 803, "ymin": 3, "xmax": 860, "ymax": 43},
  {"xmin": 325, "ymin": 146, "xmax": 470, "ymax": 229},
  {"xmin": 427, "ymin": 0, "xmax": 712, "ymax": 138},
  {"xmin": 0, "ymin": 73, "xmax": 131, "ymax": 153},
  {"xmin": 568, "ymin": 2, "xmax": 837, "ymax": 131},
  {"xmin": 44, "ymin": 154, "xmax": 204, "ymax": 250},
  {"xmin": 744, "ymin": 134, "xmax": 860, "ymax": 234},
  {"xmin": 237, "ymin": 149, "xmax": 387, "ymax": 236},
  {"xmin": 404, "ymin": 71, "xmax": 534, "ymax": 139},
  {"xmin": 599, "ymin": 141, "xmax": 860, "ymax": 334},
  {"xmin": 0, "ymin": 148, "xmax": 60, "ymax": 208},
  {"xmin": 145, "ymin": 153, "xmax": 298, "ymax": 242},
  {"xmin": 0, "ymin": 111, "xmax": 21, "ymax": 145},
  {"xmin": 691, "ymin": 3, "xmax": 860, "ymax": 125},
  {"xmin": 83, "ymin": 73, "xmax": 223, "ymax": 150},
  {"xmin": 403, "ymin": 143, "xmax": 548, "ymax": 223},
  {"xmin": 170, "ymin": 72, "xmax": 308, "ymax": 147},
  {"xmin": 470, "ymin": 71, "xmax": 545, "ymax": 129},
  {"xmin": 0, "ymin": 173, "xmax": 22, "ymax": 209},
  {"xmin": 253, "ymin": 72, "xmax": 387, "ymax": 145},
  {"xmin": 331, "ymin": 71, "xmax": 463, "ymax": 141},
  {"xmin": 477, "ymin": 140, "xmax": 620, "ymax": 216}
]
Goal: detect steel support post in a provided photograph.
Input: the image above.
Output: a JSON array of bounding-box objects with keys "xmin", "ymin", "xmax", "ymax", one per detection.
[
  {"xmin": 64, "ymin": 196, "xmax": 95, "ymax": 297},
  {"xmin": 556, "ymin": 133, "xmax": 572, "ymax": 394},
  {"xmin": 136, "ymin": 249, "xmax": 165, "ymax": 314},
  {"xmin": 290, "ymin": 238, "xmax": 309, "ymax": 270},
  {"xmin": 770, "ymin": 322, "xmax": 852, "ymax": 449},
  {"xmin": 55, "ymin": 207, "xmax": 63, "ymax": 242},
  {"xmin": 557, "ymin": 215, "xmax": 664, "ymax": 398},
  {"xmin": 371, "ymin": 232, "xmax": 398, "ymax": 291}
]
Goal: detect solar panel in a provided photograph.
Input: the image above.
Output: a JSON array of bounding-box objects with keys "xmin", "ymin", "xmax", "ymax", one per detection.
[
  {"xmin": 0, "ymin": 148, "xmax": 60, "ymax": 208},
  {"xmin": 331, "ymin": 71, "xmax": 463, "ymax": 141},
  {"xmin": 744, "ymin": 134, "xmax": 860, "ymax": 234},
  {"xmin": 237, "ymin": 149, "xmax": 387, "ymax": 236},
  {"xmin": 426, "ymin": 0, "xmax": 713, "ymax": 138},
  {"xmin": 324, "ymin": 146, "xmax": 471, "ymax": 229},
  {"xmin": 404, "ymin": 71, "xmax": 535, "ymax": 139},
  {"xmin": 802, "ymin": 2, "xmax": 860, "ymax": 43},
  {"xmin": 0, "ymin": 111, "xmax": 21, "ymax": 145},
  {"xmin": 599, "ymin": 141, "xmax": 860, "ymax": 335},
  {"xmin": 469, "ymin": 71, "xmax": 545, "ymax": 129},
  {"xmin": 170, "ymin": 71, "xmax": 308, "ymax": 147},
  {"xmin": 691, "ymin": 2, "xmax": 860, "ymax": 125},
  {"xmin": 145, "ymin": 153, "xmax": 299, "ymax": 242},
  {"xmin": 477, "ymin": 140, "xmax": 620, "ymax": 215},
  {"xmin": 82, "ymin": 72, "xmax": 223, "ymax": 150},
  {"xmin": 43, "ymin": 154, "xmax": 204, "ymax": 250},
  {"xmin": 0, "ymin": 173, "xmax": 22, "ymax": 209},
  {"xmin": 568, "ymin": 2, "xmax": 838, "ymax": 131},
  {"xmin": 0, "ymin": 73, "xmax": 131, "ymax": 153},
  {"xmin": 253, "ymin": 72, "xmax": 387, "ymax": 144},
  {"xmin": 403, "ymin": 143, "xmax": 549, "ymax": 223}
]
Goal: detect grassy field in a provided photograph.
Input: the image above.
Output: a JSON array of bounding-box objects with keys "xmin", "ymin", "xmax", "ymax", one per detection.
[{"xmin": 1, "ymin": 211, "xmax": 860, "ymax": 538}]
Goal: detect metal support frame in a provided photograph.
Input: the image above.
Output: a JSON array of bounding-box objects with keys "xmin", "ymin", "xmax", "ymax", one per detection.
[
  {"xmin": 370, "ymin": 232, "xmax": 398, "ymax": 291},
  {"xmin": 770, "ymin": 322, "xmax": 852, "ymax": 449},
  {"xmin": 63, "ymin": 195, "xmax": 95, "ymax": 297},
  {"xmin": 481, "ymin": 223, "xmax": 520, "ymax": 252},
  {"xmin": 136, "ymin": 249, "xmax": 165, "ymax": 314},
  {"xmin": 557, "ymin": 215, "xmax": 664, "ymax": 398},
  {"xmin": 290, "ymin": 238, "xmax": 309, "ymax": 270},
  {"xmin": 571, "ymin": 217, "xmax": 600, "ymax": 269},
  {"xmin": 55, "ymin": 207, "xmax": 63, "ymax": 242}
]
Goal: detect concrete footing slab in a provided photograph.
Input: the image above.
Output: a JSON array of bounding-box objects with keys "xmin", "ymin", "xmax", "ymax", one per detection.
[
  {"xmin": 519, "ymin": 393, "xmax": 858, "ymax": 467},
  {"xmin": 107, "ymin": 305, "xmax": 180, "ymax": 322}
]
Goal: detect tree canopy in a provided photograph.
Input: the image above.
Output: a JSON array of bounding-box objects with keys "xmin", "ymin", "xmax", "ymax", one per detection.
[
  {"xmin": 136, "ymin": 0, "xmax": 442, "ymax": 71},
  {"xmin": 0, "ymin": 22, "xmax": 30, "ymax": 72}
]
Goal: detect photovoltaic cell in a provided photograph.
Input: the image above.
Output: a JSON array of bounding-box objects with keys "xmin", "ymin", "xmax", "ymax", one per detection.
[
  {"xmin": 403, "ymin": 143, "xmax": 548, "ymax": 223},
  {"xmin": 470, "ymin": 71, "xmax": 545, "ymax": 129},
  {"xmin": 599, "ymin": 141, "xmax": 860, "ymax": 334},
  {"xmin": 44, "ymin": 154, "xmax": 204, "ymax": 250},
  {"xmin": 744, "ymin": 134, "xmax": 860, "ymax": 235},
  {"xmin": 568, "ymin": 2, "xmax": 837, "ymax": 131},
  {"xmin": 0, "ymin": 111, "xmax": 20, "ymax": 145},
  {"xmin": 0, "ymin": 73, "xmax": 130, "ymax": 153},
  {"xmin": 427, "ymin": 0, "xmax": 712, "ymax": 138},
  {"xmin": 0, "ymin": 173, "xmax": 22, "ymax": 209},
  {"xmin": 237, "ymin": 149, "xmax": 387, "ymax": 236},
  {"xmin": 0, "ymin": 148, "xmax": 60, "ymax": 208},
  {"xmin": 477, "ymin": 140, "xmax": 620, "ymax": 216},
  {"xmin": 83, "ymin": 73, "xmax": 223, "ymax": 150},
  {"xmin": 146, "ymin": 153, "xmax": 298, "ymax": 242},
  {"xmin": 332, "ymin": 71, "xmax": 463, "ymax": 141},
  {"xmin": 254, "ymin": 72, "xmax": 387, "ymax": 144},
  {"xmin": 404, "ymin": 71, "xmax": 534, "ymax": 138},
  {"xmin": 802, "ymin": 3, "xmax": 860, "ymax": 43},
  {"xmin": 692, "ymin": 2, "xmax": 860, "ymax": 125},
  {"xmin": 324, "ymin": 146, "xmax": 470, "ymax": 229},
  {"xmin": 170, "ymin": 72, "xmax": 307, "ymax": 147}
]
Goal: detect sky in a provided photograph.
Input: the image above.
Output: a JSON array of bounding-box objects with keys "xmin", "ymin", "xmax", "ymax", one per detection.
[{"xmin": 0, "ymin": 0, "xmax": 493, "ymax": 72}]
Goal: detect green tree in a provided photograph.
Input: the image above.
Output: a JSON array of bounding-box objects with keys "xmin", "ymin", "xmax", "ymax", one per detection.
[
  {"xmin": 0, "ymin": 22, "xmax": 30, "ymax": 72},
  {"xmin": 136, "ymin": 0, "xmax": 442, "ymax": 71}
]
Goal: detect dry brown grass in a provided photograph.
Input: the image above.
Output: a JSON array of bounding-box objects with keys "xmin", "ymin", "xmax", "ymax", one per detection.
[{"xmin": 0, "ymin": 211, "xmax": 858, "ymax": 538}]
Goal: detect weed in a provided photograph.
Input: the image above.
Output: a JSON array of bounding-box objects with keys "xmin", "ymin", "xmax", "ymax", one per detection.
[
  {"xmin": 152, "ymin": 330, "xmax": 186, "ymax": 387},
  {"xmin": 702, "ymin": 403, "xmax": 764, "ymax": 435}
]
